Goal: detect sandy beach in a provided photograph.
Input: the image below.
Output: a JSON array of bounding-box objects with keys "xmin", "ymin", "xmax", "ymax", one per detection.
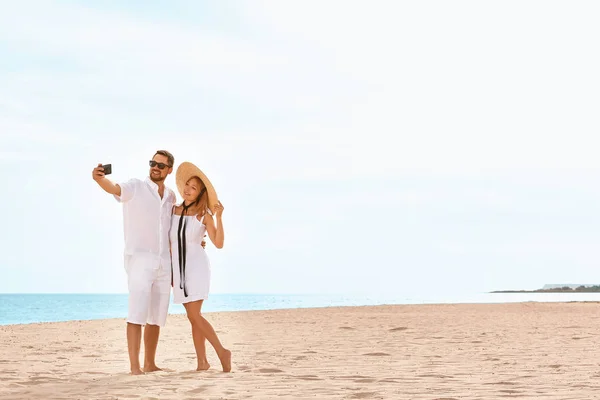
[{"xmin": 1, "ymin": 302, "xmax": 600, "ymax": 399}]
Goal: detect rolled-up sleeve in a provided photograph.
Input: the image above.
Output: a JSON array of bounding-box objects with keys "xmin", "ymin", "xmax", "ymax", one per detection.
[{"xmin": 113, "ymin": 178, "xmax": 139, "ymax": 203}]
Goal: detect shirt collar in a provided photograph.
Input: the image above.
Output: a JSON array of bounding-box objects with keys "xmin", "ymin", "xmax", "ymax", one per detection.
[
  {"xmin": 145, "ymin": 176, "xmax": 158, "ymax": 190},
  {"xmin": 145, "ymin": 177, "xmax": 173, "ymax": 201}
]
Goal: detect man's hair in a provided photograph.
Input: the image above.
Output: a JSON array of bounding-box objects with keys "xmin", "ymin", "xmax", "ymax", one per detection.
[{"xmin": 154, "ymin": 150, "xmax": 174, "ymax": 167}]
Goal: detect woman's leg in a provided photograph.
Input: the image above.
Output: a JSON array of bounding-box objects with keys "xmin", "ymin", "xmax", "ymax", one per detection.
[
  {"xmin": 191, "ymin": 323, "xmax": 210, "ymax": 370},
  {"xmin": 184, "ymin": 300, "xmax": 231, "ymax": 372}
]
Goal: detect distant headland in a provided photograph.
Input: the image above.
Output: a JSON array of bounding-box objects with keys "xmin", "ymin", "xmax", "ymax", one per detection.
[{"xmin": 491, "ymin": 284, "xmax": 600, "ymax": 293}]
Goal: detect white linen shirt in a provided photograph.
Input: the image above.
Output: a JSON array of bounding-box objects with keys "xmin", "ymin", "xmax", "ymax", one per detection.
[{"xmin": 114, "ymin": 177, "xmax": 176, "ymax": 268}]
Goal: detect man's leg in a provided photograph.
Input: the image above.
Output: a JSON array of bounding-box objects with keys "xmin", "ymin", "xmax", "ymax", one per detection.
[
  {"xmin": 127, "ymin": 323, "xmax": 143, "ymax": 375},
  {"xmin": 143, "ymin": 324, "xmax": 161, "ymax": 372},
  {"xmin": 126, "ymin": 255, "xmax": 153, "ymax": 375},
  {"xmin": 144, "ymin": 268, "xmax": 171, "ymax": 372}
]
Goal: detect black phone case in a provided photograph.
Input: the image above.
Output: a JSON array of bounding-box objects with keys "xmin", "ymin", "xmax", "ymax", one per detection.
[{"xmin": 102, "ymin": 164, "xmax": 112, "ymax": 175}]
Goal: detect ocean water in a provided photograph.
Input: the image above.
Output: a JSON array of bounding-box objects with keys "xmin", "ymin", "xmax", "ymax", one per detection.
[{"xmin": 2, "ymin": 292, "xmax": 600, "ymax": 326}]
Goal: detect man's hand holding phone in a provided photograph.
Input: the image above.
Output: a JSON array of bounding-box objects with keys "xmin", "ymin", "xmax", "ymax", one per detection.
[
  {"xmin": 92, "ymin": 163, "xmax": 121, "ymax": 196},
  {"xmin": 92, "ymin": 163, "xmax": 112, "ymax": 181}
]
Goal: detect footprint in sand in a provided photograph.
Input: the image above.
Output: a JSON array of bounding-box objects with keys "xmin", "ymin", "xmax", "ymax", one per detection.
[
  {"xmin": 258, "ymin": 368, "xmax": 284, "ymax": 373},
  {"xmin": 18, "ymin": 380, "xmax": 49, "ymax": 386},
  {"xmin": 187, "ymin": 387, "xmax": 208, "ymax": 394},
  {"xmin": 362, "ymin": 352, "xmax": 390, "ymax": 356},
  {"xmin": 354, "ymin": 378, "xmax": 377, "ymax": 383},
  {"xmin": 349, "ymin": 392, "xmax": 378, "ymax": 399},
  {"xmin": 336, "ymin": 375, "xmax": 373, "ymax": 380},
  {"xmin": 339, "ymin": 326, "xmax": 356, "ymax": 330},
  {"xmin": 181, "ymin": 374, "xmax": 206, "ymax": 380},
  {"xmin": 303, "ymin": 350, "xmax": 318, "ymax": 354},
  {"xmin": 389, "ymin": 327, "xmax": 408, "ymax": 332},
  {"xmin": 8, "ymin": 383, "xmax": 24, "ymax": 388},
  {"xmin": 296, "ymin": 375, "xmax": 323, "ymax": 381},
  {"xmin": 486, "ymin": 381, "xmax": 517, "ymax": 386}
]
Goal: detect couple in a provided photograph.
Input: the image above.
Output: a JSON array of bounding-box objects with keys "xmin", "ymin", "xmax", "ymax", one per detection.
[{"xmin": 92, "ymin": 150, "xmax": 231, "ymax": 375}]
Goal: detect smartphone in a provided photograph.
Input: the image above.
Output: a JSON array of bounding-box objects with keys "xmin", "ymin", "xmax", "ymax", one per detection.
[{"xmin": 102, "ymin": 164, "xmax": 112, "ymax": 175}]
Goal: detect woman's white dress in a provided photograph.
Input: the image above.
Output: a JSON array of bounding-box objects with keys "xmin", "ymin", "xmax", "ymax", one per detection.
[{"xmin": 170, "ymin": 212, "xmax": 211, "ymax": 304}]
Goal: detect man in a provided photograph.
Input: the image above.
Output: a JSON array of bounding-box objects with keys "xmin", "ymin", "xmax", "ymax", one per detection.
[{"xmin": 92, "ymin": 150, "xmax": 176, "ymax": 375}]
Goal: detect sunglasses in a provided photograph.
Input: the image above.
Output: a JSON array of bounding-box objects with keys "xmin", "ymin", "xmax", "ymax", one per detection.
[{"xmin": 149, "ymin": 160, "xmax": 172, "ymax": 170}]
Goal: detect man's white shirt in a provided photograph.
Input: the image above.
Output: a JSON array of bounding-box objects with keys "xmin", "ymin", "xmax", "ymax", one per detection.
[{"xmin": 114, "ymin": 177, "xmax": 176, "ymax": 269}]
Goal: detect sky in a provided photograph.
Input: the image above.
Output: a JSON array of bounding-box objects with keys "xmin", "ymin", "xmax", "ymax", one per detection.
[{"xmin": 1, "ymin": 0, "xmax": 600, "ymax": 296}]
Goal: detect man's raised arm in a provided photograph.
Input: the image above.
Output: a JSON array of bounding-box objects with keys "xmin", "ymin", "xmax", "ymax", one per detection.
[{"xmin": 92, "ymin": 163, "xmax": 121, "ymax": 196}]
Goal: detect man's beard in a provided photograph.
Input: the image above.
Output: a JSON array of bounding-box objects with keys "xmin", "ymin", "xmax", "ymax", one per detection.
[{"xmin": 150, "ymin": 174, "xmax": 165, "ymax": 183}]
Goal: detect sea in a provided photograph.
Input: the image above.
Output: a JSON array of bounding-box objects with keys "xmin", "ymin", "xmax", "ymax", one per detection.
[{"xmin": 2, "ymin": 292, "xmax": 600, "ymax": 326}]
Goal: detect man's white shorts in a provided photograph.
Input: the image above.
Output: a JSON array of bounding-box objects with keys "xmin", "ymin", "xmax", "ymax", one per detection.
[{"xmin": 125, "ymin": 254, "xmax": 171, "ymax": 327}]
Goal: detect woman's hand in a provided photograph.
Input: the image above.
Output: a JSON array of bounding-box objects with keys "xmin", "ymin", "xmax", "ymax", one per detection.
[
  {"xmin": 214, "ymin": 201, "xmax": 224, "ymax": 217},
  {"xmin": 205, "ymin": 202, "xmax": 225, "ymax": 249}
]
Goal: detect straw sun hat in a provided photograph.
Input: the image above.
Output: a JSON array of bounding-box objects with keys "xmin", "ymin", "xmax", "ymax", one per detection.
[{"xmin": 175, "ymin": 162, "xmax": 218, "ymax": 213}]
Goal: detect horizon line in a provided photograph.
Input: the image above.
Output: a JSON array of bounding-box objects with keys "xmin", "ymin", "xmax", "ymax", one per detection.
[{"xmin": 0, "ymin": 292, "xmax": 376, "ymax": 296}]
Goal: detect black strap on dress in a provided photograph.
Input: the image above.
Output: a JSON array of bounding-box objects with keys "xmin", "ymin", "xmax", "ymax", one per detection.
[{"xmin": 176, "ymin": 188, "xmax": 207, "ymax": 297}]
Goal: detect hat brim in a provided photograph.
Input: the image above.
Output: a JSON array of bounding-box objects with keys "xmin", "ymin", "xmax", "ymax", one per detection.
[{"xmin": 175, "ymin": 162, "xmax": 218, "ymax": 213}]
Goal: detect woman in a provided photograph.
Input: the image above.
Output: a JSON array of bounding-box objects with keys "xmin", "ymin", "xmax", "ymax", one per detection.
[{"xmin": 170, "ymin": 161, "xmax": 231, "ymax": 372}]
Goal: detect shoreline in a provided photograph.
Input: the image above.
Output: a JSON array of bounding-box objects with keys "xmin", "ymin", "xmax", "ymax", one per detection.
[
  {"xmin": 5, "ymin": 294, "xmax": 600, "ymax": 327},
  {"xmin": 0, "ymin": 302, "xmax": 402, "ymax": 328}
]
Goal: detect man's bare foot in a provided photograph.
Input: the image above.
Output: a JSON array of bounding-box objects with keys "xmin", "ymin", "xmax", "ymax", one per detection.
[
  {"xmin": 130, "ymin": 368, "xmax": 144, "ymax": 375},
  {"xmin": 196, "ymin": 360, "xmax": 211, "ymax": 371},
  {"xmin": 143, "ymin": 364, "xmax": 162, "ymax": 373},
  {"xmin": 218, "ymin": 349, "xmax": 232, "ymax": 372}
]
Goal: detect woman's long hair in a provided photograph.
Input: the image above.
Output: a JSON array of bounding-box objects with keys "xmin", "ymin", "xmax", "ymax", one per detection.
[{"xmin": 185, "ymin": 176, "xmax": 208, "ymax": 215}]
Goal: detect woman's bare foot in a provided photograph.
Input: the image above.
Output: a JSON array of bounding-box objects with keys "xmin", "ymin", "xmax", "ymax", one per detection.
[
  {"xmin": 218, "ymin": 349, "xmax": 232, "ymax": 372},
  {"xmin": 196, "ymin": 360, "xmax": 211, "ymax": 371},
  {"xmin": 143, "ymin": 364, "xmax": 162, "ymax": 373},
  {"xmin": 130, "ymin": 368, "xmax": 144, "ymax": 375}
]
